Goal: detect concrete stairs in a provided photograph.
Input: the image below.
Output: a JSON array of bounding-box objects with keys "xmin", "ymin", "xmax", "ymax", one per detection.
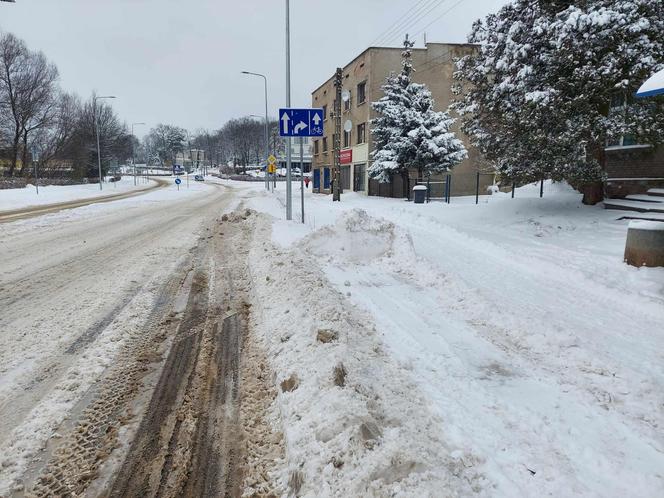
[{"xmin": 604, "ymin": 188, "xmax": 664, "ymax": 222}]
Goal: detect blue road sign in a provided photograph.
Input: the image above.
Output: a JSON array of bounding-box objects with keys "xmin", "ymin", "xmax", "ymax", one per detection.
[
  {"xmin": 279, "ymin": 108, "xmax": 324, "ymax": 137},
  {"xmin": 175, "ymin": 178, "xmax": 182, "ymax": 185}
]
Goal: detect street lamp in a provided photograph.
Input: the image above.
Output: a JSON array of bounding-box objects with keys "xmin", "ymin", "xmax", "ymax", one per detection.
[
  {"xmin": 94, "ymin": 95, "xmax": 116, "ymax": 190},
  {"xmin": 131, "ymin": 122, "xmax": 145, "ymax": 186},
  {"xmin": 242, "ymin": 71, "xmax": 270, "ymax": 191}
]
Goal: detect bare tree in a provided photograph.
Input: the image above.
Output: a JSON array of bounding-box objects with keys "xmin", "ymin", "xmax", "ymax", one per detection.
[
  {"xmin": 0, "ymin": 32, "xmax": 58, "ymax": 177},
  {"xmin": 32, "ymin": 91, "xmax": 81, "ymax": 177},
  {"xmin": 18, "ymin": 50, "xmax": 59, "ymax": 175},
  {"xmin": 145, "ymin": 124, "xmax": 186, "ymax": 167}
]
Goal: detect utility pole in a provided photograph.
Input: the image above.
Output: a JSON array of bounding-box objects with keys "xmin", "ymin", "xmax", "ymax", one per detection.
[
  {"xmin": 241, "ymin": 71, "xmax": 270, "ymax": 190},
  {"xmin": 131, "ymin": 122, "xmax": 145, "ymax": 186},
  {"xmin": 94, "ymin": 95, "xmax": 116, "ymax": 190},
  {"xmin": 332, "ymin": 67, "xmax": 342, "ymax": 202},
  {"xmin": 285, "ymin": 0, "xmax": 292, "ymax": 219}
]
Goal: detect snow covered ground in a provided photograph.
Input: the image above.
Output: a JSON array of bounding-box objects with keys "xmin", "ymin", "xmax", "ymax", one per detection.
[
  {"xmin": 231, "ymin": 180, "xmax": 664, "ymax": 497},
  {"xmin": 0, "ymin": 179, "xmax": 226, "ymax": 494},
  {"xmin": 0, "ymin": 177, "xmax": 158, "ymax": 212}
]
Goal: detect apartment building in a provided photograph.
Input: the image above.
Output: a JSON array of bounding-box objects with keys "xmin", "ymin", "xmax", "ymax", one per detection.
[{"xmin": 311, "ymin": 42, "xmax": 492, "ymax": 198}]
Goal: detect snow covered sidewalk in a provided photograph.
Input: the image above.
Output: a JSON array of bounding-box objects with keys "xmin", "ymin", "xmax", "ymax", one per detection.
[
  {"xmin": 233, "ymin": 180, "xmax": 664, "ymax": 497},
  {"xmin": 0, "ymin": 177, "xmax": 158, "ymax": 213}
]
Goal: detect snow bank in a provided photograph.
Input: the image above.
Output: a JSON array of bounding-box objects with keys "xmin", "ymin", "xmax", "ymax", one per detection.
[
  {"xmin": 0, "ymin": 178, "xmax": 157, "ymax": 212},
  {"xmin": 628, "ymin": 220, "xmax": 664, "ymax": 231},
  {"xmin": 247, "ymin": 213, "xmax": 486, "ymax": 497}
]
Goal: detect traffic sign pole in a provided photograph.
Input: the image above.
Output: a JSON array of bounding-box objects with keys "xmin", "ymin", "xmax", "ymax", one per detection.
[
  {"xmin": 285, "ymin": 0, "xmax": 292, "ymax": 220},
  {"xmin": 278, "ymin": 107, "xmax": 324, "ymax": 221},
  {"xmin": 300, "ymin": 139, "xmax": 304, "ymax": 224}
]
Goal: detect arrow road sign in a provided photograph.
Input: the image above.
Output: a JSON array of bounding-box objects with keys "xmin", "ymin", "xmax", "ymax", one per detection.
[
  {"xmin": 278, "ymin": 108, "xmax": 324, "ymax": 137},
  {"xmin": 175, "ymin": 178, "xmax": 182, "ymax": 185}
]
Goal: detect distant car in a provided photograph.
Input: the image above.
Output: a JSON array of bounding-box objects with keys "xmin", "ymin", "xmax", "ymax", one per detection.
[{"xmin": 194, "ymin": 175, "xmax": 204, "ymax": 181}]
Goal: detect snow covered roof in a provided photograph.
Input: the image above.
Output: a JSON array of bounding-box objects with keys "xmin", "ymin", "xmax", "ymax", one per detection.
[{"xmin": 636, "ymin": 68, "xmax": 664, "ymax": 98}]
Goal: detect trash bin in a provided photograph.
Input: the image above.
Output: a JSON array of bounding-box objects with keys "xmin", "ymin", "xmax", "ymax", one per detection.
[{"xmin": 413, "ymin": 185, "xmax": 427, "ymax": 204}]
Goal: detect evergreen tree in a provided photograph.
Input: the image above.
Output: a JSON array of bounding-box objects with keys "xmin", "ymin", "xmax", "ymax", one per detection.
[
  {"xmin": 370, "ymin": 36, "xmax": 467, "ymax": 184},
  {"xmin": 454, "ymin": 0, "xmax": 664, "ymax": 195}
]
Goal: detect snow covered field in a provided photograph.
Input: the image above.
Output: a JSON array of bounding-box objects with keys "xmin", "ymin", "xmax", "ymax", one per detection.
[
  {"xmin": 232, "ymin": 180, "xmax": 664, "ymax": 497},
  {"xmin": 0, "ymin": 177, "xmax": 157, "ymax": 212}
]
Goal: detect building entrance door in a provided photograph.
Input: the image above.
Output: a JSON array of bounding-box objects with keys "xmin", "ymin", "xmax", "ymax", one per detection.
[
  {"xmin": 313, "ymin": 169, "xmax": 320, "ymax": 190},
  {"xmin": 354, "ymin": 163, "xmax": 366, "ymax": 192},
  {"xmin": 341, "ymin": 166, "xmax": 351, "ymax": 191},
  {"xmin": 323, "ymin": 168, "xmax": 331, "ymax": 189}
]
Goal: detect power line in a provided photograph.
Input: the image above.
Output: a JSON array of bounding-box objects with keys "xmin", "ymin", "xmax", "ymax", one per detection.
[
  {"xmin": 381, "ymin": 0, "xmax": 452, "ymax": 47},
  {"xmin": 371, "ymin": 0, "xmax": 431, "ymax": 46},
  {"xmin": 373, "ymin": 0, "xmax": 440, "ymax": 46},
  {"xmin": 412, "ymin": 0, "xmax": 466, "ymax": 41},
  {"xmin": 415, "ymin": 53, "xmax": 454, "ymax": 73}
]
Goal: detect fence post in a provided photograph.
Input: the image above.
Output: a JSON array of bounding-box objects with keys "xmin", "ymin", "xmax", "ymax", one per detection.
[
  {"xmin": 447, "ymin": 174, "xmax": 452, "ymax": 204},
  {"xmin": 426, "ymin": 177, "xmax": 430, "ymax": 203},
  {"xmin": 512, "ymin": 181, "xmax": 516, "ymax": 198},
  {"xmin": 475, "ymin": 171, "xmax": 480, "ymax": 204},
  {"xmin": 540, "ymin": 179, "xmax": 544, "ymax": 198}
]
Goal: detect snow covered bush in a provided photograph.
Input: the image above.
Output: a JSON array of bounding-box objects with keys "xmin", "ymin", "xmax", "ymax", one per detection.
[
  {"xmin": 370, "ymin": 36, "xmax": 467, "ymax": 183},
  {"xmin": 454, "ymin": 0, "xmax": 664, "ymax": 187}
]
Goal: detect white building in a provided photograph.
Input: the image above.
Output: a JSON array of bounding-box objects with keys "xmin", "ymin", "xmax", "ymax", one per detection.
[{"xmin": 278, "ymin": 137, "xmax": 313, "ymax": 172}]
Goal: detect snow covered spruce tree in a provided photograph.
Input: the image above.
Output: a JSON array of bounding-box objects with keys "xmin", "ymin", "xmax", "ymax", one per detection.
[
  {"xmin": 370, "ymin": 36, "xmax": 467, "ymax": 189},
  {"xmin": 454, "ymin": 0, "xmax": 664, "ymax": 203}
]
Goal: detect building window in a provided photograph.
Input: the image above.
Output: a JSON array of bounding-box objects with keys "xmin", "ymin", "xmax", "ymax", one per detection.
[
  {"xmin": 322, "ymin": 105, "xmax": 327, "ymax": 121},
  {"xmin": 357, "ymin": 123, "xmax": 366, "ymax": 144},
  {"xmin": 343, "ymin": 130, "xmax": 351, "ymax": 148},
  {"xmin": 606, "ymin": 93, "xmax": 645, "ymax": 149},
  {"xmin": 344, "ymin": 91, "xmax": 351, "ymax": 111},
  {"xmin": 322, "ymin": 137, "xmax": 328, "ymax": 152},
  {"xmin": 314, "ymin": 140, "xmax": 319, "ymax": 155},
  {"xmin": 357, "ymin": 81, "xmax": 366, "ymax": 105}
]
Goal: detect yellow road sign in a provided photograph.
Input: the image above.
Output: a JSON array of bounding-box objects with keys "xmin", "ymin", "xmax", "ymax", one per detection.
[
  {"xmin": 268, "ymin": 164, "xmax": 276, "ymax": 174},
  {"xmin": 268, "ymin": 154, "xmax": 277, "ymax": 165}
]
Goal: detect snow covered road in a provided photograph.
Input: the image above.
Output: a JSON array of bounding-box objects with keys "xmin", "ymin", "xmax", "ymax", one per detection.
[{"xmin": 0, "ymin": 180, "xmax": 237, "ymax": 494}]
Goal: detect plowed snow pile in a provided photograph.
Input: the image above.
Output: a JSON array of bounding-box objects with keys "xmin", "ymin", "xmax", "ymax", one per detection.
[{"xmin": 248, "ymin": 210, "xmax": 486, "ymax": 497}]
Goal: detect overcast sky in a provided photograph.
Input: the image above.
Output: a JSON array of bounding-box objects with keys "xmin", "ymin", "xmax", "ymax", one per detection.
[{"xmin": 1, "ymin": 0, "xmax": 507, "ymax": 136}]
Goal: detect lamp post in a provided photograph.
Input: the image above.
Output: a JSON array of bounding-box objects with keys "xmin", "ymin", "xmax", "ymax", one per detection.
[
  {"xmin": 131, "ymin": 122, "xmax": 145, "ymax": 186},
  {"xmin": 94, "ymin": 95, "xmax": 116, "ymax": 190},
  {"xmin": 241, "ymin": 71, "xmax": 270, "ymax": 191}
]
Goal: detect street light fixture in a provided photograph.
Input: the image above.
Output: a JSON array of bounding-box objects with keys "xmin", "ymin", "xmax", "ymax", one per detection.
[
  {"xmin": 131, "ymin": 122, "xmax": 145, "ymax": 186},
  {"xmin": 94, "ymin": 95, "xmax": 116, "ymax": 190},
  {"xmin": 241, "ymin": 71, "xmax": 270, "ymax": 191}
]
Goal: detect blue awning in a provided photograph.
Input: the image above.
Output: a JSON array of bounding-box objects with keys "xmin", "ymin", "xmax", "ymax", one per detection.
[{"xmin": 636, "ymin": 68, "xmax": 664, "ymax": 98}]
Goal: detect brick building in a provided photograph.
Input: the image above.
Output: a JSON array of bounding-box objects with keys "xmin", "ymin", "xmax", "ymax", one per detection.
[
  {"xmin": 604, "ymin": 145, "xmax": 664, "ymax": 198},
  {"xmin": 310, "ymin": 42, "xmax": 494, "ymax": 198}
]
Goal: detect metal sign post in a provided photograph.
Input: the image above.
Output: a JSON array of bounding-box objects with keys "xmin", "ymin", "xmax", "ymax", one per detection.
[
  {"xmin": 285, "ymin": 0, "xmax": 292, "ymax": 219},
  {"xmin": 300, "ymin": 139, "xmax": 304, "ymax": 224},
  {"xmin": 31, "ymin": 146, "xmax": 39, "ymax": 195},
  {"xmin": 279, "ymin": 107, "xmax": 324, "ymax": 222},
  {"xmin": 268, "ymin": 154, "xmax": 277, "ymax": 192}
]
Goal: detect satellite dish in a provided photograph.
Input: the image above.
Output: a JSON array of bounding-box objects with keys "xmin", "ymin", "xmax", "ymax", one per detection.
[
  {"xmin": 344, "ymin": 119, "xmax": 353, "ymax": 132},
  {"xmin": 341, "ymin": 90, "xmax": 351, "ymax": 102}
]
